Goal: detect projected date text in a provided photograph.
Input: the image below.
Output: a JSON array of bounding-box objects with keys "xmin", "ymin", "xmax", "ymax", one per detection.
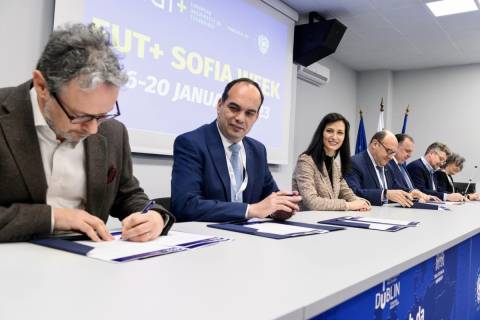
[{"xmin": 125, "ymin": 71, "xmax": 271, "ymax": 119}]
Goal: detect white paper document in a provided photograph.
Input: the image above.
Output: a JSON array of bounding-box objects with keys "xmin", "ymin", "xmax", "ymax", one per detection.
[
  {"xmin": 76, "ymin": 231, "xmax": 229, "ymax": 263},
  {"xmin": 354, "ymin": 217, "xmax": 418, "ymax": 226},
  {"xmin": 248, "ymin": 222, "xmax": 326, "ymax": 235},
  {"xmin": 367, "ymin": 223, "xmax": 396, "ymax": 231},
  {"xmin": 426, "ymin": 201, "xmax": 464, "ymax": 206}
]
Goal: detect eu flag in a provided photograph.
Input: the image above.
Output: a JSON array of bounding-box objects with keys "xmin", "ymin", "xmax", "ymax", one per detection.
[{"xmin": 355, "ymin": 111, "xmax": 367, "ymax": 154}]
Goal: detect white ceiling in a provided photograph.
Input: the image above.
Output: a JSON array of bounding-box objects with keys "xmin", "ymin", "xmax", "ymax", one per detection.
[{"xmin": 281, "ymin": 0, "xmax": 480, "ymax": 71}]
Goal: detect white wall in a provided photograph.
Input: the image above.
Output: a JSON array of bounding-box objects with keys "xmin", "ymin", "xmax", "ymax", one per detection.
[
  {"xmin": 391, "ymin": 64, "xmax": 480, "ymax": 182},
  {"xmin": 356, "ymin": 70, "xmax": 393, "ymax": 140},
  {"xmin": 0, "ymin": 0, "xmax": 54, "ymax": 88},
  {"xmin": 355, "ymin": 64, "xmax": 480, "ymax": 183}
]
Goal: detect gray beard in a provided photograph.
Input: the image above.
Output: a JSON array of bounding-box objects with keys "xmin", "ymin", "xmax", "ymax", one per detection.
[{"xmin": 43, "ymin": 103, "xmax": 78, "ymax": 142}]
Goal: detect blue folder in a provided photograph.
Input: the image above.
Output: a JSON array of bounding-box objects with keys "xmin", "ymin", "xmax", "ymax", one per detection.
[
  {"xmin": 396, "ymin": 201, "xmax": 439, "ymax": 210},
  {"xmin": 318, "ymin": 216, "xmax": 417, "ymax": 232},
  {"xmin": 31, "ymin": 231, "xmax": 227, "ymax": 262},
  {"xmin": 208, "ymin": 220, "xmax": 344, "ymax": 239}
]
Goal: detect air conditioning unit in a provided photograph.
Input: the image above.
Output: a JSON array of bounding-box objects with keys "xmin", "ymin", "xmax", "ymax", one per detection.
[{"xmin": 296, "ymin": 63, "xmax": 330, "ymax": 86}]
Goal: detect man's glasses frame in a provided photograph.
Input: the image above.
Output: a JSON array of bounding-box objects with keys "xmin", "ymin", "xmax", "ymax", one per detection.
[
  {"xmin": 376, "ymin": 139, "xmax": 396, "ymax": 157},
  {"xmin": 51, "ymin": 92, "xmax": 120, "ymax": 124},
  {"xmin": 433, "ymin": 150, "xmax": 447, "ymax": 165}
]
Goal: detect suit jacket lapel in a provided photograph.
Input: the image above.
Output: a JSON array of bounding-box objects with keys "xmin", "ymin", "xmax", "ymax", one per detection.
[
  {"xmin": 448, "ymin": 175, "xmax": 455, "ymax": 192},
  {"xmin": 419, "ymin": 160, "xmax": 433, "ymax": 189},
  {"xmin": 320, "ymin": 162, "xmax": 335, "ymax": 198},
  {"xmin": 206, "ymin": 122, "xmax": 230, "ymax": 201},
  {"xmin": 0, "ymin": 81, "xmax": 47, "ymax": 202},
  {"xmin": 331, "ymin": 162, "xmax": 340, "ymax": 197},
  {"xmin": 85, "ymin": 134, "xmax": 107, "ymax": 215},
  {"xmin": 385, "ymin": 166, "xmax": 394, "ymax": 188},
  {"xmin": 243, "ymin": 140, "xmax": 255, "ymax": 202},
  {"xmin": 393, "ymin": 163, "xmax": 406, "ymax": 189}
]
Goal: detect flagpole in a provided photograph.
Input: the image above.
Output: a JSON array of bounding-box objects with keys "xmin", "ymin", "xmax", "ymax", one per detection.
[
  {"xmin": 401, "ymin": 104, "xmax": 410, "ymax": 134},
  {"xmin": 377, "ymin": 97, "xmax": 384, "ymax": 131}
]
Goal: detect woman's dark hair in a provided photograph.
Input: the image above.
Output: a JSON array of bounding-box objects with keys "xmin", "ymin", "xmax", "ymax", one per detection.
[{"xmin": 303, "ymin": 113, "xmax": 351, "ymax": 176}]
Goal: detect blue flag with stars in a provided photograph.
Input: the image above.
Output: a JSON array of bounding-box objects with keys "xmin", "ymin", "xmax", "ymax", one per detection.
[{"xmin": 355, "ymin": 112, "xmax": 367, "ymax": 154}]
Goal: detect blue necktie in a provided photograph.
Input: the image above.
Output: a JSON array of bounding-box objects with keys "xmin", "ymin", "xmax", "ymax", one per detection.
[
  {"xmin": 399, "ymin": 164, "xmax": 414, "ymax": 189},
  {"xmin": 230, "ymin": 143, "xmax": 243, "ymax": 202}
]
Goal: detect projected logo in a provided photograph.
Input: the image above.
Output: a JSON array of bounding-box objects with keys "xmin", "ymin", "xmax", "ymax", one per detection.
[{"xmin": 258, "ymin": 34, "xmax": 269, "ymax": 55}]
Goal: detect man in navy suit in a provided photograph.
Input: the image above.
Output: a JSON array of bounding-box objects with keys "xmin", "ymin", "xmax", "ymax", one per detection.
[
  {"xmin": 344, "ymin": 130, "xmax": 414, "ymax": 206},
  {"xmin": 387, "ymin": 134, "xmax": 439, "ymax": 202},
  {"xmin": 171, "ymin": 78, "xmax": 301, "ymax": 222},
  {"xmin": 407, "ymin": 142, "xmax": 466, "ymax": 201}
]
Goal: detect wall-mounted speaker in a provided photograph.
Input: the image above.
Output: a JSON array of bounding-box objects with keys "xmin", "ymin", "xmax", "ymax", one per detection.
[{"xmin": 293, "ymin": 13, "xmax": 347, "ymax": 67}]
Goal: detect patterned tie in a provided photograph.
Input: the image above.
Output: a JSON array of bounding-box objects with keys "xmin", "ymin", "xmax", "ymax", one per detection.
[
  {"xmin": 376, "ymin": 166, "xmax": 388, "ymax": 190},
  {"xmin": 230, "ymin": 143, "xmax": 243, "ymax": 202},
  {"xmin": 377, "ymin": 166, "xmax": 388, "ymax": 204},
  {"xmin": 399, "ymin": 164, "xmax": 414, "ymax": 189},
  {"xmin": 430, "ymin": 171, "xmax": 437, "ymax": 190}
]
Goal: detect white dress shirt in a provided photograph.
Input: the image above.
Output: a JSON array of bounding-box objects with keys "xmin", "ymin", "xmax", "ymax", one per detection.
[
  {"xmin": 367, "ymin": 149, "xmax": 388, "ymax": 203},
  {"xmin": 30, "ymin": 88, "xmax": 87, "ymax": 231}
]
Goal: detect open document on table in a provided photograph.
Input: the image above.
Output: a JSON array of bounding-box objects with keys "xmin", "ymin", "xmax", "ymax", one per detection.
[
  {"xmin": 318, "ymin": 216, "xmax": 420, "ymax": 232},
  {"xmin": 208, "ymin": 219, "xmax": 344, "ymax": 239},
  {"xmin": 32, "ymin": 231, "xmax": 230, "ymax": 263}
]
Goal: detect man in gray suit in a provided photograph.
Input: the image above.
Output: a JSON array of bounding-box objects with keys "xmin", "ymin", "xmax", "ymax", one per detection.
[{"xmin": 0, "ymin": 23, "xmax": 173, "ymax": 242}]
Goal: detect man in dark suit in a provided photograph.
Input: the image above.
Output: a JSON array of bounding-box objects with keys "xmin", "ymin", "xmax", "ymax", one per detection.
[
  {"xmin": 344, "ymin": 130, "xmax": 413, "ymax": 206},
  {"xmin": 407, "ymin": 142, "xmax": 466, "ymax": 201},
  {"xmin": 0, "ymin": 23, "xmax": 173, "ymax": 242},
  {"xmin": 387, "ymin": 134, "xmax": 439, "ymax": 202},
  {"xmin": 171, "ymin": 78, "xmax": 301, "ymax": 222}
]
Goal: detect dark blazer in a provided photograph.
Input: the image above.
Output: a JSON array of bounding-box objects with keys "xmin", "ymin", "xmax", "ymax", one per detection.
[
  {"xmin": 344, "ymin": 150, "xmax": 403, "ymax": 206},
  {"xmin": 435, "ymin": 170, "xmax": 454, "ymax": 193},
  {"xmin": 0, "ymin": 81, "xmax": 174, "ymax": 242},
  {"xmin": 387, "ymin": 160, "xmax": 412, "ymax": 190},
  {"xmin": 406, "ymin": 159, "xmax": 444, "ymax": 199},
  {"xmin": 171, "ymin": 121, "xmax": 278, "ymax": 222}
]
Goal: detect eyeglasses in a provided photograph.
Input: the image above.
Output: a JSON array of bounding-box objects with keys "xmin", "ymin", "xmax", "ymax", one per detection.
[
  {"xmin": 376, "ymin": 140, "xmax": 396, "ymax": 157},
  {"xmin": 51, "ymin": 92, "xmax": 120, "ymax": 124},
  {"xmin": 434, "ymin": 151, "xmax": 447, "ymax": 165}
]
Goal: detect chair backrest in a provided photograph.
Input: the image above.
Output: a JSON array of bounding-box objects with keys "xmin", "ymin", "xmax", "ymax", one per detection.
[
  {"xmin": 153, "ymin": 197, "xmax": 171, "ymax": 212},
  {"xmin": 453, "ymin": 182, "xmax": 476, "ymax": 194}
]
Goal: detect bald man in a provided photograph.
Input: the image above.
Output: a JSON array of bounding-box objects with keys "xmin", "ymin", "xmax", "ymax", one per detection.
[{"xmin": 344, "ymin": 130, "xmax": 414, "ymax": 207}]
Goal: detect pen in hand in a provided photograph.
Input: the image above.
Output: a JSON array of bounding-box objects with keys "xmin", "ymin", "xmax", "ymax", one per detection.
[
  {"xmin": 141, "ymin": 199, "xmax": 157, "ymax": 214},
  {"xmin": 120, "ymin": 200, "xmax": 157, "ymax": 240}
]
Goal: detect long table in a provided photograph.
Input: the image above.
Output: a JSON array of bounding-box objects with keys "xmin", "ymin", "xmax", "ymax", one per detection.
[{"xmin": 1, "ymin": 203, "xmax": 480, "ymax": 319}]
